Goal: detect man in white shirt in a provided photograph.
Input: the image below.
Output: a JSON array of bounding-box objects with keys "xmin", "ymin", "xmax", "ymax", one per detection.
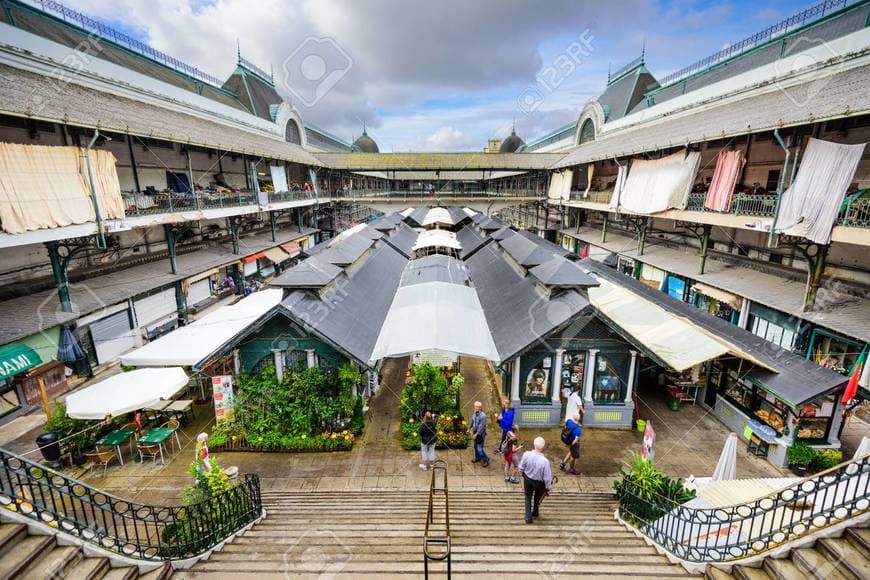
[{"xmin": 564, "ymin": 386, "xmax": 584, "ymax": 424}]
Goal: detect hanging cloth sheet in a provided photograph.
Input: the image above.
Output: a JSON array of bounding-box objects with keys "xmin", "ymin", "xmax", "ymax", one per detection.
[
  {"xmin": 704, "ymin": 149, "xmax": 746, "ymax": 211},
  {"xmin": 608, "ymin": 163, "xmax": 628, "ymax": 209},
  {"xmin": 547, "ymin": 171, "xmax": 563, "ymax": 200},
  {"xmin": 560, "ymin": 169, "xmax": 573, "ymax": 201},
  {"xmin": 616, "ymin": 150, "xmax": 701, "ymax": 214},
  {"xmin": 583, "ymin": 163, "xmax": 594, "ymax": 198},
  {"xmin": 775, "ymin": 137, "xmax": 865, "ymax": 245},
  {"xmin": 0, "ymin": 143, "xmax": 124, "ymax": 234}
]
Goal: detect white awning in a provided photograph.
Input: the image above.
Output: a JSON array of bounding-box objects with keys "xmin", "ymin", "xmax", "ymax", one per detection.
[
  {"xmin": 66, "ymin": 368, "xmax": 189, "ymax": 420},
  {"xmin": 371, "ymin": 281, "xmax": 499, "ymax": 361},
  {"xmin": 588, "ymin": 278, "xmax": 770, "ymax": 372},
  {"xmin": 120, "ymin": 289, "xmax": 282, "ymax": 368},
  {"xmin": 412, "ymin": 229, "xmax": 462, "ymax": 252},
  {"xmin": 692, "ymin": 282, "xmax": 743, "ymax": 310},
  {"xmin": 422, "ymin": 207, "xmax": 453, "ymax": 227}
]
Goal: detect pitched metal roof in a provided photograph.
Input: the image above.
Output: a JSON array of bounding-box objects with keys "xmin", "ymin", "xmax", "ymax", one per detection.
[
  {"xmin": 270, "ymin": 258, "xmax": 342, "ymax": 288},
  {"xmin": 529, "ymin": 258, "xmax": 599, "ymax": 288},
  {"xmin": 382, "ymin": 222, "xmax": 420, "ymax": 258},
  {"xmin": 0, "ymin": 63, "xmax": 323, "ymax": 166},
  {"xmin": 455, "ymin": 224, "xmax": 490, "ymax": 259},
  {"xmin": 498, "ymin": 231, "xmax": 563, "ymax": 267},
  {"xmin": 555, "ymin": 63, "xmax": 870, "ymax": 168}
]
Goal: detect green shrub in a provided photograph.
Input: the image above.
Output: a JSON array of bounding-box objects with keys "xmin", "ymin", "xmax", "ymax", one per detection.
[
  {"xmin": 400, "ymin": 363, "xmax": 461, "ymax": 422},
  {"xmin": 787, "ymin": 442, "xmax": 816, "ymax": 468},
  {"xmin": 811, "ymin": 448, "xmax": 843, "ymax": 472},
  {"xmin": 43, "ymin": 401, "xmax": 98, "ymax": 455},
  {"xmin": 613, "ymin": 454, "xmax": 696, "ymax": 527}
]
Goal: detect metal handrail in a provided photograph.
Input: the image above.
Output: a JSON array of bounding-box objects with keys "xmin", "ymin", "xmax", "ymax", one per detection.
[
  {"xmin": 0, "ymin": 447, "xmax": 262, "ymax": 560},
  {"xmin": 616, "ymin": 453, "xmax": 870, "ymax": 563},
  {"xmin": 423, "ymin": 458, "xmax": 451, "ymax": 578}
]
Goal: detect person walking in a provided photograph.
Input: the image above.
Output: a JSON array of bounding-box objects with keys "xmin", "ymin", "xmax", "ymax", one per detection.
[
  {"xmin": 564, "ymin": 385, "xmax": 584, "ymax": 424},
  {"xmin": 419, "ymin": 411, "xmax": 437, "ymax": 470},
  {"xmin": 501, "ymin": 428, "xmax": 522, "ymax": 484},
  {"xmin": 517, "ymin": 437, "xmax": 553, "ymax": 523},
  {"xmin": 496, "ymin": 401, "xmax": 515, "ymax": 453},
  {"xmin": 559, "ymin": 414, "xmax": 583, "ymax": 475},
  {"xmin": 469, "ymin": 401, "xmax": 489, "ymax": 467}
]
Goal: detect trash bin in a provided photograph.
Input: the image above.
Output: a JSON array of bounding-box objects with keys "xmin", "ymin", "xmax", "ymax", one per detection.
[{"xmin": 36, "ymin": 432, "xmax": 61, "ymax": 462}]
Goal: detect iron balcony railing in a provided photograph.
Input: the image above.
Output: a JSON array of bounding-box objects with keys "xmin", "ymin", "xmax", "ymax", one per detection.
[
  {"xmin": 423, "ymin": 458, "xmax": 451, "ymax": 579},
  {"xmin": 616, "ymin": 453, "xmax": 869, "ymax": 563},
  {"xmin": 0, "ymin": 447, "xmax": 262, "ymax": 560},
  {"xmin": 839, "ymin": 196, "xmax": 870, "ymax": 227},
  {"xmin": 330, "ymin": 189, "xmax": 545, "ymax": 199},
  {"xmin": 121, "ymin": 190, "xmax": 321, "ymax": 217},
  {"xmin": 656, "ymin": 0, "xmax": 851, "ymax": 87}
]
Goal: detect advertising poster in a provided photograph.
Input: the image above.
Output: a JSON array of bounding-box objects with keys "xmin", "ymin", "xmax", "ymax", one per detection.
[{"xmin": 212, "ymin": 375, "xmax": 235, "ymax": 423}]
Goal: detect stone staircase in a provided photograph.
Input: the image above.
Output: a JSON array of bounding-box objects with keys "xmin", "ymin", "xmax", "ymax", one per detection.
[
  {"xmin": 705, "ymin": 525, "xmax": 870, "ymax": 580},
  {"xmin": 177, "ymin": 490, "xmax": 699, "ymax": 578},
  {"xmin": 0, "ymin": 520, "xmax": 171, "ymax": 579}
]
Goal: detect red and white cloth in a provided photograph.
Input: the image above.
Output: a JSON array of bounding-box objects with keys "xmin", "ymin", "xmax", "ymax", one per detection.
[{"xmin": 704, "ymin": 150, "xmax": 746, "ymax": 211}]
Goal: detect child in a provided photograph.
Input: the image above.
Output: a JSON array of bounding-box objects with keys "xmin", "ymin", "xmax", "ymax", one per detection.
[{"xmin": 501, "ymin": 429, "xmax": 522, "ymax": 484}]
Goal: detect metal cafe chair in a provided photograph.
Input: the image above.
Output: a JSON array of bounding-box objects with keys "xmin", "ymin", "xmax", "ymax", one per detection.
[
  {"xmin": 137, "ymin": 443, "xmax": 164, "ymax": 465},
  {"xmin": 84, "ymin": 448, "xmax": 117, "ymax": 477},
  {"xmin": 161, "ymin": 419, "xmax": 183, "ymax": 452}
]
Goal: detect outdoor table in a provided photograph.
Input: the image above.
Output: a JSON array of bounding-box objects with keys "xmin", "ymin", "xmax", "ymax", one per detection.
[
  {"xmin": 144, "ymin": 400, "xmax": 171, "ymax": 411},
  {"xmin": 166, "ymin": 399, "xmax": 194, "ymax": 424},
  {"xmin": 95, "ymin": 428, "xmax": 135, "ymax": 466},
  {"xmin": 138, "ymin": 427, "xmax": 179, "ymax": 464}
]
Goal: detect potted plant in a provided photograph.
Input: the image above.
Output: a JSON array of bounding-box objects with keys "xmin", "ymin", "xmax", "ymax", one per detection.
[
  {"xmin": 787, "ymin": 442, "xmax": 815, "ymax": 475},
  {"xmin": 43, "ymin": 401, "xmax": 97, "ymax": 465}
]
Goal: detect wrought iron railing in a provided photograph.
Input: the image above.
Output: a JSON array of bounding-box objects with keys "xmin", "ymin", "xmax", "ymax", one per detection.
[
  {"xmin": 683, "ymin": 192, "xmax": 778, "ymax": 217},
  {"xmin": 616, "ymin": 453, "xmax": 870, "ymax": 563},
  {"xmin": 0, "ymin": 447, "xmax": 262, "ymax": 560},
  {"xmin": 657, "ymin": 0, "xmax": 851, "ymax": 87},
  {"xmin": 423, "ymin": 458, "xmax": 451, "ymax": 579},
  {"xmin": 121, "ymin": 190, "xmax": 323, "ymax": 216},
  {"xmin": 27, "ymin": 0, "xmax": 225, "ymax": 87},
  {"xmin": 329, "ymin": 190, "xmax": 545, "ymax": 200},
  {"xmin": 838, "ymin": 197, "xmax": 870, "ymax": 227}
]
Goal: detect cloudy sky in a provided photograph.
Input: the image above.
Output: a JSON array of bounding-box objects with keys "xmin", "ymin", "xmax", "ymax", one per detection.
[{"xmin": 67, "ymin": 0, "xmax": 808, "ymax": 151}]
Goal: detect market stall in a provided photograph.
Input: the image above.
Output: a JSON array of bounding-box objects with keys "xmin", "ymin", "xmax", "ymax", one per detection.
[{"xmin": 65, "ymin": 367, "xmax": 189, "ymax": 420}]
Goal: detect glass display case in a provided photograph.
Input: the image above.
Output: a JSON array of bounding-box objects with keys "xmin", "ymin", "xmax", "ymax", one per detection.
[
  {"xmin": 795, "ymin": 395, "xmax": 836, "ymax": 442},
  {"xmin": 592, "ymin": 354, "xmax": 624, "ymax": 404},
  {"xmin": 522, "ymin": 356, "xmax": 552, "ymax": 403},
  {"xmin": 559, "ymin": 351, "xmax": 585, "ymax": 395}
]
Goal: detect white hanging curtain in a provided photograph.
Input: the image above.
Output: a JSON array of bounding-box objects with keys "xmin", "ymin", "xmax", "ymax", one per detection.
[
  {"xmin": 270, "ymin": 165, "xmax": 288, "ymax": 193},
  {"xmin": 560, "ymin": 169, "xmax": 573, "ymax": 200},
  {"xmin": 775, "ymin": 138, "xmax": 865, "ymax": 245},
  {"xmin": 617, "ymin": 150, "xmax": 701, "ymax": 214},
  {"xmin": 609, "ymin": 163, "xmax": 628, "ymax": 209},
  {"xmin": 584, "ymin": 163, "xmax": 595, "ymax": 198},
  {"xmin": 547, "ymin": 171, "xmax": 563, "ymax": 200}
]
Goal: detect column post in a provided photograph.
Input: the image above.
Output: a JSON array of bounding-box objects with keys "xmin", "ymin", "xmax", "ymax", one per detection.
[
  {"xmin": 273, "ymin": 349, "xmax": 285, "ymax": 383},
  {"xmin": 305, "ymin": 349, "xmax": 317, "ymax": 368},
  {"xmin": 625, "ymin": 350, "xmax": 638, "ymax": 403},
  {"xmin": 270, "ymin": 211, "xmax": 277, "ymax": 243},
  {"xmin": 738, "ymin": 299, "xmax": 751, "ymax": 329},
  {"xmin": 583, "ymin": 349, "xmax": 599, "ymax": 405},
  {"xmin": 698, "ymin": 224, "xmax": 712, "ymax": 275},
  {"xmin": 551, "ymin": 348, "xmax": 564, "ymax": 404},
  {"xmin": 45, "ymin": 242, "xmax": 72, "ymax": 313},
  {"xmin": 510, "ymin": 356, "xmax": 521, "ymax": 403}
]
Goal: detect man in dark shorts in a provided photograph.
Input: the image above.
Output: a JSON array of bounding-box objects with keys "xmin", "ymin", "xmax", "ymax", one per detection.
[{"xmin": 559, "ymin": 414, "xmax": 582, "ymax": 475}]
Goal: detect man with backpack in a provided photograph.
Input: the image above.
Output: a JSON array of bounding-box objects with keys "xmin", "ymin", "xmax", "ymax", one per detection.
[
  {"xmin": 559, "ymin": 414, "xmax": 583, "ymax": 475},
  {"xmin": 419, "ymin": 411, "xmax": 437, "ymax": 470}
]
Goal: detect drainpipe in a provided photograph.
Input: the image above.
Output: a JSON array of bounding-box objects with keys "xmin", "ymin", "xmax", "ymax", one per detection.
[
  {"xmin": 84, "ymin": 130, "xmax": 107, "ymax": 250},
  {"xmin": 768, "ymin": 129, "xmax": 790, "ymax": 248}
]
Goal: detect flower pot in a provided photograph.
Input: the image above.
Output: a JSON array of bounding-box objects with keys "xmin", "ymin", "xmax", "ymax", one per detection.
[{"xmin": 636, "ymin": 419, "xmax": 646, "ymax": 433}]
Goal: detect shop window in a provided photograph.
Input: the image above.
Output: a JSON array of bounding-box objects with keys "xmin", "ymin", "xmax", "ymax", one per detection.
[
  {"xmin": 807, "ymin": 329, "xmax": 863, "ymax": 376},
  {"xmin": 749, "ymin": 315, "xmax": 795, "ymax": 350},
  {"xmin": 558, "ymin": 351, "xmax": 586, "ymax": 396},
  {"xmin": 284, "ymin": 350, "xmax": 308, "ymax": 372},
  {"xmin": 592, "ymin": 354, "xmax": 623, "ymax": 404},
  {"xmin": 522, "ymin": 357, "xmax": 552, "ymax": 403},
  {"xmin": 795, "ymin": 396, "xmax": 835, "ymax": 442}
]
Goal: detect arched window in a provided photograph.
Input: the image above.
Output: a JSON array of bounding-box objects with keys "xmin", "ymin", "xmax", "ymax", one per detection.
[
  {"xmin": 579, "ymin": 118, "xmax": 596, "ymax": 144},
  {"xmin": 285, "ymin": 119, "xmax": 302, "ymax": 145}
]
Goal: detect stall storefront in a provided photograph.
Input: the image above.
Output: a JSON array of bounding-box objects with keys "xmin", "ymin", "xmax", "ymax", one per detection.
[
  {"xmin": 805, "ymin": 327, "xmax": 866, "ymax": 376},
  {"xmin": 664, "ymin": 274, "xmax": 687, "ymax": 301},
  {"xmin": 747, "ymin": 302, "xmax": 802, "ymax": 351},
  {"xmin": 713, "ymin": 365, "xmax": 845, "ymax": 468},
  {"xmin": 688, "ymin": 282, "xmax": 742, "ymax": 325},
  {"xmin": 0, "ymin": 343, "xmax": 43, "ymax": 421},
  {"xmin": 638, "ymin": 263, "xmax": 666, "ymax": 290}
]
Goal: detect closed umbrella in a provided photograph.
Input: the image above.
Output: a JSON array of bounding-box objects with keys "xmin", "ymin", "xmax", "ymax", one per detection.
[
  {"xmin": 712, "ymin": 432, "xmax": 738, "ymax": 481},
  {"xmin": 57, "ymin": 324, "xmax": 90, "ymax": 376}
]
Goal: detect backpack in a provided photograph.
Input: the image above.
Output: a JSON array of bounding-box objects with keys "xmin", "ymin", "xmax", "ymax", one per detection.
[{"xmin": 561, "ymin": 423, "xmax": 575, "ymax": 445}]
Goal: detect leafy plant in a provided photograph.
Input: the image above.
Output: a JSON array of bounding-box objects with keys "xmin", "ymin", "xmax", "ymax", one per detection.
[
  {"xmin": 613, "ymin": 454, "xmax": 696, "ymax": 527},
  {"xmin": 811, "ymin": 448, "xmax": 842, "ymax": 472},
  {"xmin": 787, "ymin": 442, "xmax": 816, "ymax": 468},
  {"xmin": 400, "ymin": 363, "xmax": 461, "ymax": 421},
  {"xmin": 43, "ymin": 401, "xmax": 98, "ymax": 455}
]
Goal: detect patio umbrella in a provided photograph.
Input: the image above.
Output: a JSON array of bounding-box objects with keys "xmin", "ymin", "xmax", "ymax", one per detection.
[
  {"xmin": 853, "ymin": 436, "xmax": 870, "ymax": 460},
  {"xmin": 66, "ymin": 367, "xmax": 189, "ymax": 420},
  {"xmin": 712, "ymin": 432, "xmax": 738, "ymax": 481}
]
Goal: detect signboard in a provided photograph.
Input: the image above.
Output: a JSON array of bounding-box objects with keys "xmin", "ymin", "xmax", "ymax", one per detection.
[{"xmin": 212, "ymin": 375, "xmax": 235, "ymax": 423}]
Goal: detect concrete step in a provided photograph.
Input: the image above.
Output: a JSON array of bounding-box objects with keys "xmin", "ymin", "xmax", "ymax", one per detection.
[
  {"xmin": 731, "ymin": 564, "xmax": 770, "ymax": 580},
  {"xmin": 843, "ymin": 527, "xmax": 870, "ymax": 557},
  {"xmin": 102, "ymin": 566, "xmax": 140, "ymax": 580},
  {"xmin": 20, "ymin": 543, "xmax": 82, "ymax": 579},
  {"xmin": 0, "ymin": 533, "xmax": 56, "ymax": 578},
  {"xmin": 64, "ymin": 555, "xmax": 112, "ymax": 580},
  {"xmin": 705, "ymin": 564, "xmax": 736, "ymax": 579},
  {"xmin": 763, "ymin": 556, "xmax": 811, "ymax": 580},
  {"xmin": 791, "ymin": 546, "xmax": 852, "ymax": 580},
  {"xmin": 0, "ymin": 522, "xmax": 27, "ymax": 559},
  {"xmin": 816, "ymin": 537, "xmax": 869, "ymax": 580}
]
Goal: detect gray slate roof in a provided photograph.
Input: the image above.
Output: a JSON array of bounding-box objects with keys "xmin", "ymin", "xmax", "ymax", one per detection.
[
  {"xmin": 382, "ymin": 223, "xmax": 420, "ymax": 258},
  {"xmin": 530, "ymin": 258, "xmax": 599, "ymax": 288},
  {"xmin": 0, "ymin": 64, "xmax": 323, "ymax": 166},
  {"xmin": 270, "ymin": 258, "xmax": 342, "ymax": 288},
  {"xmin": 400, "ymin": 254, "xmax": 469, "ymax": 287},
  {"xmin": 555, "ymin": 64, "xmax": 870, "ymax": 168},
  {"xmin": 455, "ymin": 224, "xmax": 490, "ymax": 259},
  {"xmin": 498, "ymin": 232, "xmax": 562, "ymax": 267}
]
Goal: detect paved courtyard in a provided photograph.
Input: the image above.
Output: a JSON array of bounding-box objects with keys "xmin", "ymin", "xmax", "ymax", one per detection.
[{"xmin": 2, "ymin": 357, "xmax": 784, "ymax": 506}]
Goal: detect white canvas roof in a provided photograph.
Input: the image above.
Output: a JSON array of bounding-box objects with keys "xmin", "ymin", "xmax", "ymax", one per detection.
[
  {"xmin": 412, "ymin": 229, "xmax": 462, "ymax": 252},
  {"xmin": 588, "ymin": 277, "xmax": 770, "ymax": 371},
  {"xmin": 422, "ymin": 207, "xmax": 454, "ymax": 227},
  {"xmin": 66, "ymin": 367, "xmax": 189, "ymax": 420},
  {"xmin": 120, "ymin": 289, "xmax": 282, "ymax": 368},
  {"xmin": 371, "ymin": 281, "xmax": 499, "ymax": 361}
]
